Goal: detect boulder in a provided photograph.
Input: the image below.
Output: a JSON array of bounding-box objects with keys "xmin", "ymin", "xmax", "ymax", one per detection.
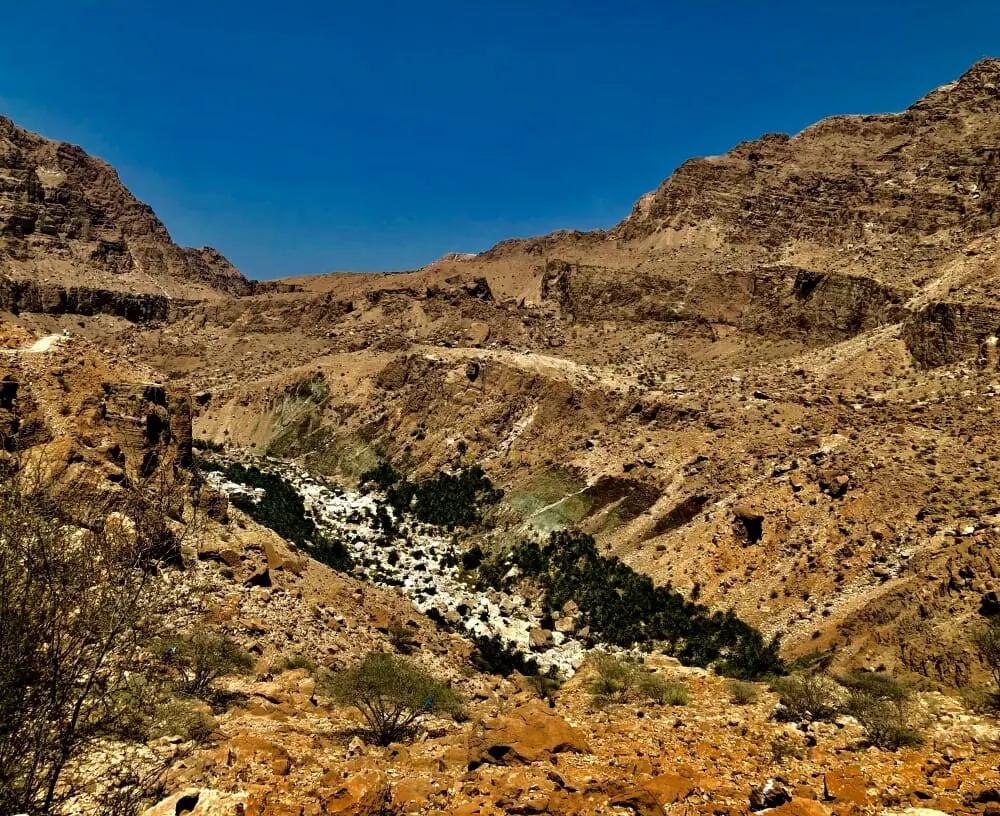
[{"xmin": 468, "ymin": 699, "xmax": 590, "ymax": 767}]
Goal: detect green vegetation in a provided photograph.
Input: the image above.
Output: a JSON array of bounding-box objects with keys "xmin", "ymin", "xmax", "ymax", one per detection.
[
  {"xmin": 478, "ymin": 530, "xmax": 784, "ymax": 679},
  {"xmin": 359, "ymin": 463, "xmax": 502, "ymax": 530},
  {"xmin": 839, "ymin": 669, "xmax": 921, "ymax": 750},
  {"xmin": 771, "ymin": 673, "xmax": 839, "ymax": 722},
  {"xmin": 192, "ymin": 437, "xmax": 224, "ymax": 452},
  {"xmin": 157, "ymin": 632, "xmax": 253, "ymax": 698},
  {"xmin": 199, "ymin": 458, "xmax": 352, "ymax": 571},
  {"xmin": 587, "ymin": 652, "xmax": 688, "ymax": 708},
  {"xmin": 325, "ymin": 652, "xmax": 464, "ymax": 745},
  {"xmin": 770, "ymin": 668, "xmax": 922, "ymax": 750},
  {"xmin": 470, "ymin": 634, "xmax": 540, "ymax": 677}
]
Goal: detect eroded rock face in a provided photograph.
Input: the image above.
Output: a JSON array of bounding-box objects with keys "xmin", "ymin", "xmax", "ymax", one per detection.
[
  {"xmin": 902, "ymin": 301, "xmax": 1000, "ymax": 368},
  {"xmin": 0, "ymin": 116, "xmax": 251, "ymax": 298},
  {"xmin": 743, "ymin": 267, "xmax": 909, "ymax": 342}
]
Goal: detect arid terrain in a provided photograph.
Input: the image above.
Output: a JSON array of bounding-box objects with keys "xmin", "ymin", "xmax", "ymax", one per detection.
[{"xmin": 5, "ymin": 59, "xmax": 1000, "ymax": 816}]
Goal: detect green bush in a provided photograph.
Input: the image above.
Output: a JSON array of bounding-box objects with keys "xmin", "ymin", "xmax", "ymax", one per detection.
[
  {"xmin": 837, "ymin": 669, "xmax": 921, "ymax": 750},
  {"xmin": 637, "ymin": 673, "xmax": 689, "ymax": 706},
  {"xmin": 158, "ymin": 633, "xmax": 253, "ymax": 698},
  {"xmin": 728, "ymin": 680, "xmax": 760, "ymax": 705},
  {"xmin": 771, "ymin": 673, "xmax": 839, "ymax": 722},
  {"xmin": 845, "ymin": 693, "xmax": 922, "ymax": 750},
  {"xmin": 588, "ymin": 653, "xmax": 638, "ymax": 704},
  {"xmin": 326, "ymin": 652, "xmax": 463, "ymax": 745}
]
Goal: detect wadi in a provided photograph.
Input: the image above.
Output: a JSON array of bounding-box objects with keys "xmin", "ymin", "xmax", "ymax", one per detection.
[{"xmin": 4, "ymin": 59, "xmax": 1000, "ymax": 816}]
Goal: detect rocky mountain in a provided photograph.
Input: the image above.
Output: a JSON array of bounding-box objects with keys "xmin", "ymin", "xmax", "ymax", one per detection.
[
  {"xmin": 9, "ymin": 59, "xmax": 1000, "ymax": 816},
  {"xmin": 0, "ymin": 116, "xmax": 253, "ymax": 302}
]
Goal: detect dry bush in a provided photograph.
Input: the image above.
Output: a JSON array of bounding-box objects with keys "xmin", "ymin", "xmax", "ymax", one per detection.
[
  {"xmin": 0, "ymin": 474, "xmax": 181, "ymax": 815},
  {"xmin": 771, "ymin": 673, "xmax": 840, "ymax": 722},
  {"xmin": 728, "ymin": 680, "xmax": 760, "ymax": 705},
  {"xmin": 636, "ymin": 673, "xmax": 689, "ymax": 706}
]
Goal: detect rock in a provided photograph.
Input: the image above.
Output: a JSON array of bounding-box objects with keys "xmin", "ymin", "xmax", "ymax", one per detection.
[
  {"xmin": 771, "ymin": 798, "xmax": 831, "ymax": 816},
  {"xmin": 528, "ymin": 627, "xmax": 554, "ymax": 651},
  {"xmin": 751, "ymin": 780, "xmax": 792, "ymax": 811},
  {"xmin": 467, "ymin": 699, "xmax": 590, "ymax": 766},
  {"xmin": 142, "ymin": 789, "xmax": 246, "ymax": 816},
  {"xmin": 643, "ymin": 772, "xmax": 695, "ymax": 805},
  {"xmin": 824, "ymin": 767, "xmax": 868, "ymax": 805}
]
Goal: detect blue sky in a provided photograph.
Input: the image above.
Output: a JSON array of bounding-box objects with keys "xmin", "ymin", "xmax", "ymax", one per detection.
[{"xmin": 1, "ymin": 1, "xmax": 997, "ymax": 279}]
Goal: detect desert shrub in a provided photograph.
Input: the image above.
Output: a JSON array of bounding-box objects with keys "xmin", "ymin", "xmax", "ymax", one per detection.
[
  {"xmin": 158, "ymin": 633, "xmax": 253, "ymax": 698},
  {"xmin": 771, "ymin": 673, "xmax": 839, "ymax": 722},
  {"xmin": 0, "ymin": 479, "xmax": 177, "ymax": 815},
  {"xmin": 270, "ymin": 655, "xmax": 317, "ymax": 674},
  {"xmin": 326, "ymin": 652, "xmax": 463, "ymax": 745},
  {"xmin": 845, "ymin": 693, "xmax": 922, "ymax": 750},
  {"xmin": 192, "ymin": 438, "xmax": 224, "ymax": 452},
  {"xmin": 481, "ymin": 531, "xmax": 784, "ymax": 678},
  {"xmin": 146, "ymin": 698, "xmax": 217, "ymax": 743},
  {"xmin": 588, "ymin": 653, "xmax": 639, "ymax": 704},
  {"xmin": 470, "ymin": 634, "xmax": 539, "ymax": 677},
  {"xmin": 770, "ymin": 733, "xmax": 804, "ymax": 763},
  {"xmin": 838, "ymin": 669, "xmax": 921, "ymax": 750},
  {"xmin": 637, "ymin": 673, "xmax": 689, "ymax": 706},
  {"xmin": 835, "ymin": 669, "xmax": 909, "ymax": 703},
  {"xmin": 728, "ymin": 680, "xmax": 760, "ymax": 705},
  {"xmin": 972, "ymin": 617, "xmax": 1000, "ymax": 687}
]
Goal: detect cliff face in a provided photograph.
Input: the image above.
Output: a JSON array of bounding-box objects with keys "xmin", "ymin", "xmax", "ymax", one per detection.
[{"xmin": 0, "ymin": 116, "xmax": 252, "ymax": 299}]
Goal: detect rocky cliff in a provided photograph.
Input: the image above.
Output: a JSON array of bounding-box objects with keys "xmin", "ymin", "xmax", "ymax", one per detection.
[{"xmin": 0, "ymin": 116, "xmax": 253, "ymax": 299}]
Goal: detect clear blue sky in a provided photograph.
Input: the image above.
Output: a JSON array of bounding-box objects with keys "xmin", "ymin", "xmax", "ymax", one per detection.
[{"xmin": 1, "ymin": 1, "xmax": 997, "ymax": 279}]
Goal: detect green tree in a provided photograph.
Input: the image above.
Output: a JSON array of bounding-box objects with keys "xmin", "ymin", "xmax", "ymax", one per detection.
[{"xmin": 327, "ymin": 653, "xmax": 463, "ymax": 745}]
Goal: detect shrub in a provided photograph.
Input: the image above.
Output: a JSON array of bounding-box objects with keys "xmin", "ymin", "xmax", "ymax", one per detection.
[
  {"xmin": 845, "ymin": 693, "xmax": 922, "ymax": 750},
  {"xmin": 588, "ymin": 653, "xmax": 638, "ymax": 704},
  {"xmin": 835, "ymin": 669, "xmax": 909, "ymax": 704},
  {"xmin": 728, "ymin": 680, "xmax": 760, "ymax": 705},
  {"xmin": 0, "ymin": 479, "xmax": 179, "ymax": 815},
  {"xmin": 771, "ymin": 673, "xmax": 839, "ymax": 722},
  {"xmin": 159, "ymin": 633, "xmax": 253, "ymax": 698},
  {"xmin": 770, "ymin": 733, "xmax": 804, "ymax": 763},
  {"xmin": 972, "ymin": 618, "xmax": 1000, "ymax": 687},
  {"xmin": 838, "ymin": 669, "xmax": 921, "ymax": 750},
  {"xmin": 270, "ymin": 655, "xmax": 317, "ymax": 675},
  {"xmin": 326, "ymin": 652, "xmax": 463, "ymax": 745},
  {"xmin": 637, "ymin": 673, "xmax": 689, "ymax": 706}
]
